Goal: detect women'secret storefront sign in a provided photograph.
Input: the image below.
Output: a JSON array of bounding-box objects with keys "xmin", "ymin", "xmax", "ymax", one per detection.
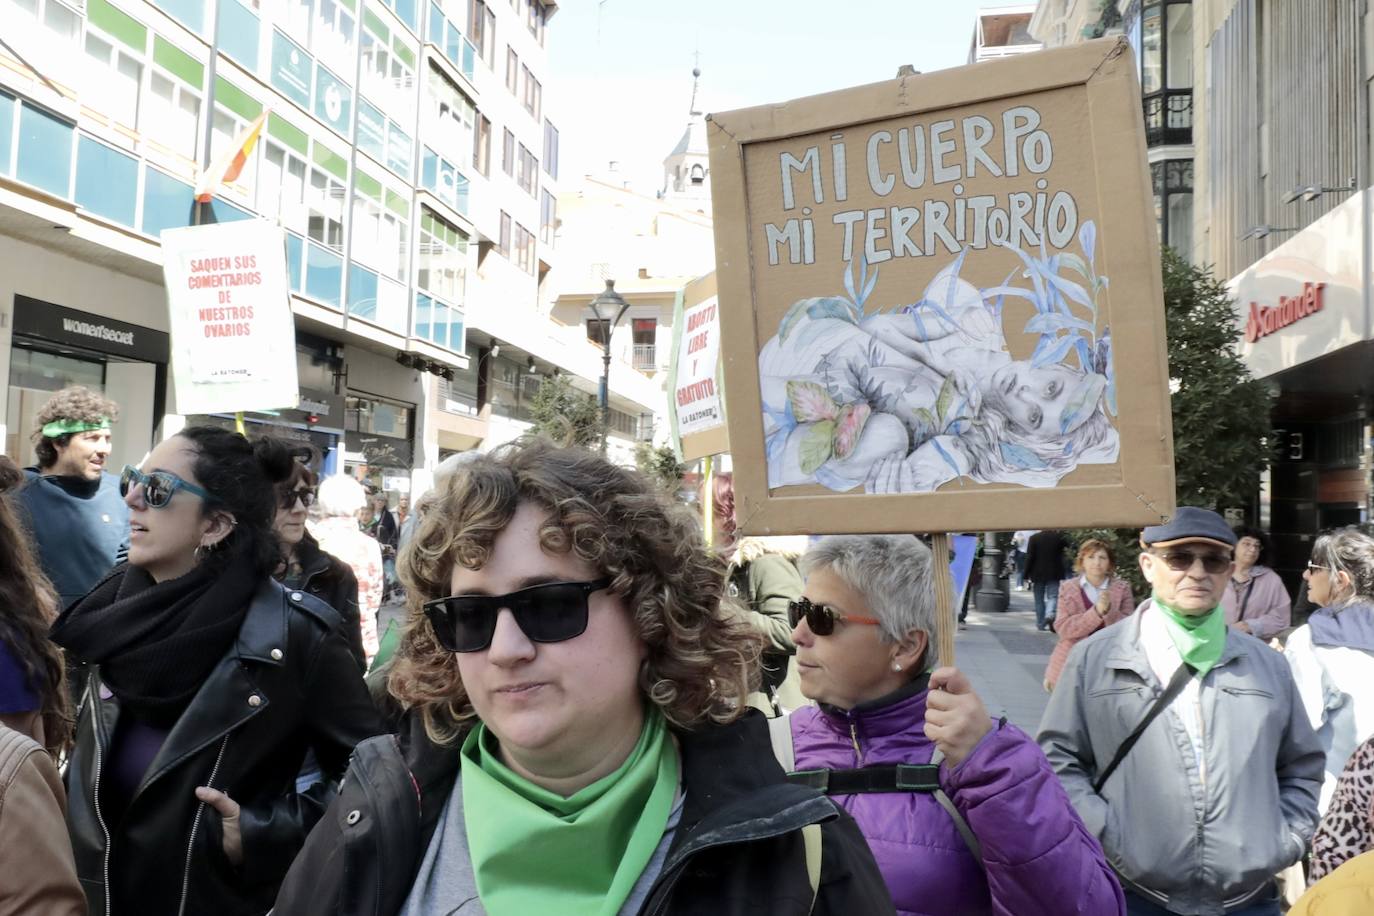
[
  {"xmin": 707, "ymin": 38, "xmax": 1176, "ymax": 535},
  {"xmin": 161, "ymin": 220, "xmax": 299, "ymax": 415}
]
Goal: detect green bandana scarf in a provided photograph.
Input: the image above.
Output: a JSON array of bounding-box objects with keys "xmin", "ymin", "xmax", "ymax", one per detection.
[
  {"xmin": 1154, "ymin": 598, "xmax": 1227, "ymax": 676},
  {"xmin": 41, "ymin": 417, "xmax": 111, "ymax": 438},
  {"xmin": 461, "ymin": 706, "xmax": 679, "ymax": 916}
]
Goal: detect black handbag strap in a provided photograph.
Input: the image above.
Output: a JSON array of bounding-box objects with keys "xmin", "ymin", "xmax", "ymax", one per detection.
[{"xmin": 1092, "ymin": 663, "xmax": 1195, "ymax": 794}]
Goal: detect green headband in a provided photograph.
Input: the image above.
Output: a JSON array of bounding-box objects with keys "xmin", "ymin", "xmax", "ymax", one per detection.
[{"xmin": 41, "ymin": 418, "xmax": 111, "ymax": 438}]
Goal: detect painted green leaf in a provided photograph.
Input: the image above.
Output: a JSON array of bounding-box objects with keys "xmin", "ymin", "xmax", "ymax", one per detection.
[
  {"xmin": 832, "ymin": 403, "xmax": 872, "ymax": 460},
  {"xmin": 935, "ymin": 375, "xmax": 956, "ymax": 424},
  {"xmin": 787, "ymin": 380, "xmax": 839, "ymax": 423},
  {"xmin": 778, "ymin": 299, "xmax": 811, "ymax": 342},
  {"xmin": 799, "ymin": 420, "xmax": 837, "ymax": 475}
]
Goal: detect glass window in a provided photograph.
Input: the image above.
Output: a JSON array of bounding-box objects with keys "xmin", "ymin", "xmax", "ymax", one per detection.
[
  {"xmin": 502, "ymin": 128, "xmax": 514, "ymax": 176},
  {"xmin": 498, "ymin": 210, "xmax": 511, "ymax": 255},
  {"xmin": 542, "ymin": 119, "xmax": 558, "ymax": 179},
  {"xmin": 540, "ymin": 188, "xmax": 556, "ymax": 245},
  {"xmin": 259, "ymin": 140, "xmax": 308, "ymax": 228},
  {"xmin": 314, "ymin": 63, "xmax": 352, "ymax": 134},
  {"xmin": 219, "ymin": 0, "xmax": 260, "ymax": 69},
  {"xmin": 0, "ymin": 91, "xmax": 13, "ymax": 177},
  {"xmin": 420, "ymin": 146, "xmax": 468, "ymax": 214},
  {"xmin": 347, "ymin": 262, "xmax": 379, "ymax": 320},
  {"xmin": 522, "ymin": 67, "xmax": 540, "ymax": 120},
  {"xmin": 308, "ymin": 167, "xmax": 345, "ymax": 250},
  {"xmin": 43, "ymin": 0, "xmax": 84, "ymax": 40},
  {"xmin": 351, "ymin": 182, "xmax": 408, "ymax": 281},
  {"xmin": 210, "ymin": 106, "xmax": 256, "ymax": 195},
  {"xmin": 282, "ymin": 0, "xmax": 312, "ymax": 42},
  {"xmin": 208, "ymin": 197, "xmax": 252, "ymax": 222},
  {"xmin": 16, "ymin": 103, "xmax": 73, "ymax": 198},
  {"xmin": 358, "ymin": 100, "xmax": 387, "ymax": 161},
  {"xmin": 1141, "ymin": 3, "xmax": 1162, "ymax": 96},
  {"xmin": 505, "ymin": 47, "xmax": 518, "ymax": 93},
  {"xmin": 152, "ymin": 0, "xmax": 206, "ymax": 34},
  {"xmin": 315, "ymin": 0, "xmax": 358, "ymax": 76},
  {"xmin": 76, "ymin": 135, "xmax": 138, "ymax": 225},
  {"xmin": 474, "ymin": 114, "xmax": 491, "ymax": 176},
  {"xmin": 387, "ymin": 123, "xmax": 412, "ymax": 178},
  {"xmin": 418, "ymin": 208, "xmax": 467, "ymax": 304},
  {"xmin": 141, "ymin": 166, "xmax": 194, "ymax": 236},
  {"xmin": 305, "ymin": 242, "xmax": 343, "ymax": 307},
  {"xmin": 1166, "ymin": 3, "xmax": 1192, "ymax": 90},
  {"xmin": 271, "ymin": 30, "xmax": 314, "ymax": 109},
  {"xmin": 516, "ymin": 144, "xmax": 536, "ymax": 196},
  {"xmin": 286, "ymin": 231, "xmax": 305, "ymax": 291},
  {"xmin": 144, "ymin": 69, "xmax": 202, "ymax": 161},
  {"xmin": 83, "ymin": 30, "xmax": 143, "ymax": 128},
  {"xmin": 383, "ymin": 0, "xmax": 418, "ymax": 32}
]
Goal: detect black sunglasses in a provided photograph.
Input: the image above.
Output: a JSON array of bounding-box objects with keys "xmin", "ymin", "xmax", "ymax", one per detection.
[
  {"xmin": 1151, "ymin": 550, "xmax": 1231, "ymax": 574},
  {"xmin": 787, "ymin": 596, "xmax": 881, "ymax": 636},
  {"xmin": 423, "ymin": 578, "xmax": 612, "ymax": 653},
  {"xmin": 278, "ymin": 487, "xmax": 318, "ymax": 510},
  {"xmin": 120, "ymin": 464, "xmax": 216, "ymax": 509}
]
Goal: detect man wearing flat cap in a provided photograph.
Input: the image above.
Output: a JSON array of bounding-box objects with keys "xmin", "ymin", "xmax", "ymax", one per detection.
[
  {"xmin": 14, "ymin": 386, "xmax": 129, "ymax": 608},
  {"xmin": 1038, "ymin": 507, "xmax": 1322, "ymax": 916}
]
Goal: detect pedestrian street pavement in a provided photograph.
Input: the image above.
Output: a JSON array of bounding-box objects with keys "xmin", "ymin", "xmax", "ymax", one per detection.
[{"xmin": 955, "ymin": 586, "xmax": 1059, "ymax": 736}]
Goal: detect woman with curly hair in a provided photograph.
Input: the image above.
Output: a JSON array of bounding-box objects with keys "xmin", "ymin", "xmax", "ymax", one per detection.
[
  {"xmin": 0, "ymin": 455, "xmax": 70, "ymax": 757},
  {"xmin": 276, "ymin": 437, "xmax": 893, "ymax": 916}
]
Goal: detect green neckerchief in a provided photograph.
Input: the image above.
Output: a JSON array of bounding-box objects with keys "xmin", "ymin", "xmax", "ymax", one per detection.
[
  {"xmin": 461, "ymin": 706, "xmax": 679, "ymax": 916},
  {"xmin": 1153, "ymin": 597, "xmax": 1227, "ymax": 676}
]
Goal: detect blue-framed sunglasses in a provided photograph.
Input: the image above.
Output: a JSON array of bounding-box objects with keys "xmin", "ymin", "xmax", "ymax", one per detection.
[{"xmin": 120, "ymin": 464, "xmax": 217, "ymax": 509}]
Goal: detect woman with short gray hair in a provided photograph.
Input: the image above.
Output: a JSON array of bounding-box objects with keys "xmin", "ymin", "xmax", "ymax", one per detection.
[
  {"xmin": 1286, "ymin": 526, "xmax": 1374, "ymax": 814},
  {"xmin": 784, "ymin": 534, "xmax": 1124, "ymax": 915}
]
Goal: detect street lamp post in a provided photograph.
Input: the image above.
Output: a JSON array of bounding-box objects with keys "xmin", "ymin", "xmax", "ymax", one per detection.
[{"xmin": 587, "ymin": 279, "xmax": 632, "ymax": 452}]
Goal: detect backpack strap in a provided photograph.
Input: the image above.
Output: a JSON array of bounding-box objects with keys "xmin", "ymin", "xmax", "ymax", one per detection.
[
  {"xmin": 1092, "ymin": 662, "xmax": 1195, "ymax": 794},
  {"xmin": 765, "ymin": 715, "xmax": 821, "ymax": 913},
  {"xmin": 928, "ymin": 748, "xmax": 984, "ymax": 867}
]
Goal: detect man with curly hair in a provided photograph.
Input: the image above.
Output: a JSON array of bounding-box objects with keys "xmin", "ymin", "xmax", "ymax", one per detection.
[{"xmin": 13, "ymin": 386, "xmax": 129, "ymax": 607}]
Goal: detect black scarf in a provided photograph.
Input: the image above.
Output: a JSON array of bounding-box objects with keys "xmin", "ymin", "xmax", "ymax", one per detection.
[{"xmin": 51, "ymin": 556, "xmax": 259, "ymax": 713}]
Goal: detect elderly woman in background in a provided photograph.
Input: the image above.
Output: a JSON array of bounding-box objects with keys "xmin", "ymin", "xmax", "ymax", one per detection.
[
  {"xmin": 313, "ymin": 475, "xmax": 383, "ymax": 667},
  {"xmin": 1286, "ymin": 527, "xmax": 1374, "ymax": 813},
  {"xmin": 783, "ymin": 534, "xmax": 1124, "ymax": 916},
  {"xmin": 1223, "ymin": 526, "xmax": 1292, "ymax": 640},
  {"xmin": 1043, "ymin": 539, "xmax": 1135, "ymax": 691}
]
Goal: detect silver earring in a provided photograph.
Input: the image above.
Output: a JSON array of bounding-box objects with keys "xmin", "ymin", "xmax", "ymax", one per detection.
[{"xmin": 892, "ymin": 662, "xmax": 902, "ymax": 672}]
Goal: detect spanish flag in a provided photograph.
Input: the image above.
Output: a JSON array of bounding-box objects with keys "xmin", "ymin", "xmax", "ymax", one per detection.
[{"xmin": 194, "ymin": 109, "xmax": 269, "ymax": 203}]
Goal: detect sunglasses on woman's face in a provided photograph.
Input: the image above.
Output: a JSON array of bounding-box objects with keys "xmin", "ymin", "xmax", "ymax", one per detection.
[
  {"xmin": 120, "ymin": 464, "xmax": 216, "ymax": 509},
  {"xmin": 1149, "ymin": 549, "xmax": 1232, "ymax": 575},
  {"xmin": 787, "ymin": 596, "xmax": 881, "ymax": 636},
  {"xmin": 278, "ymin": 487, "xmax": 318, "ymax": 510},
  {"xmin": 423, "ymin": 578, "xmax": 613, "ymax": 653}
]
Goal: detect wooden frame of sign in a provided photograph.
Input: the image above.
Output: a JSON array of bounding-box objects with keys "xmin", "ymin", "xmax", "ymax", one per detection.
[
  {"xmin": 669, "ymin": 272, "xmax": 731, "ymax": 462},
  {"xmin": 706, "ymin": 38, "xmax": 1175, "ymax": 537}
]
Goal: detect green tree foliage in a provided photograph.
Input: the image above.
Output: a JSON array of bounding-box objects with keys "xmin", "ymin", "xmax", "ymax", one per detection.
[
  {"xmin": 527, "ymin": 373, "xmax": 605, "ymax": 450},
  {"xmin": 1070, "ymin": 249, "xmax": 1273, "ymax": 598},
  {"xmin": 634, "ymin": 442, "xmax": 687, "ymax": 497}
]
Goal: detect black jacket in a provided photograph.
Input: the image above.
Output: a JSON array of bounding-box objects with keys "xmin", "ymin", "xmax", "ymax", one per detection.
[
  {"xmin": 64, "ymin": 579, "xmax": 383, "ymax": 916},
  {"xmin": 1025, "ymin": 530, "xmax": 1069, "ymax": 584},
  {"xmin": 274, "ymin": 710, "xmax": 896, "ymax": 915},
  {"xmin": 283, "ymin": 532, "xmax": 366, "ymax": 671}
]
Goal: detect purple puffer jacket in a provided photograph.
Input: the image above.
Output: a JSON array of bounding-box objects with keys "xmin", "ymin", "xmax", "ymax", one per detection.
[{"xmin": 789, "ymin": 682, "xmax": 1124, "ymax": 916}]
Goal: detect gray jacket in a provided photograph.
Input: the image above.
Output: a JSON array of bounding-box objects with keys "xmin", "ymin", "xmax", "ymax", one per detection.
[{"xmin": 1037, "ymin": 610, "xmax": 1322, "ymax": 915}]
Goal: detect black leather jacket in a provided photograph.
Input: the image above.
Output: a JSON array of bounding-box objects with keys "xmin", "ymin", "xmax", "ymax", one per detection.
[
  {"xmin": 282, "ymin": 532, "xmax": 366, "ymax": 671},
  {"xmin": 274, "ymin": 710, "xmax": 895, "ymax": 916},
  {"xmin": 65, "ymin": 578, "xmax": 383, "ymax": 916}
]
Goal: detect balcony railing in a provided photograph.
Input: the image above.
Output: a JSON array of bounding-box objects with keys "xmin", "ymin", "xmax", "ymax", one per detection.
[
  {"xmin": 1143, "ymin": 90, "xmax": 1193, "ymax": 147},
  {"xmin": 632, "ymin": 344, "xmax": 658, "ymax": 371}
]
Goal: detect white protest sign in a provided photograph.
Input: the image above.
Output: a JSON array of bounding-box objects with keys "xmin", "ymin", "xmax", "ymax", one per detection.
[
  {"xmin": 673, "ymin": 296, "xmax": 724, "ymax": 437},
  {"xmin": 161, "ymin": 220, "xmax": 299, "ymax": 415}
]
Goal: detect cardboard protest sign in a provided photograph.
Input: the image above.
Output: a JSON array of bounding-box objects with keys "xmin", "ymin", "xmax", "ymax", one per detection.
[
  {"xmin": 707, "ymin": 38, "xmax": 1174, "ymax": 535},
  {"xmin": 666, "ymin": 272, "xmax": 730, "ymax": 461},
  {"xmin": 161, "ymin": 220, "xmax": 299, "ymax": 416}
]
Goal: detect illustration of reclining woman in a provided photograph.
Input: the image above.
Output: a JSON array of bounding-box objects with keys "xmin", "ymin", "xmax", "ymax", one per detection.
[{"xmin": 759, "ymin": 248, "xmax": 1119, "ymax": 494}]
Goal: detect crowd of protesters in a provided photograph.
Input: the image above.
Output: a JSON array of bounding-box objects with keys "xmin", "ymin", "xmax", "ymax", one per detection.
[{"xmin": 5, "ymin": 385, "xmax": 1374, "ymax": 914}]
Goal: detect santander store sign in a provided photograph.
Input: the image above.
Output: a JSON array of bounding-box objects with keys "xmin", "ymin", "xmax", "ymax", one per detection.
[{"xmin": 1243, "ymin": 282, "xmax": 1326, "ymax": 344}]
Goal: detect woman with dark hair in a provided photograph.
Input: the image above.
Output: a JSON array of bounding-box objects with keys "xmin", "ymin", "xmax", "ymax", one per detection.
[
  {"xmin": 0, "ymin": 456, "xmax": 70, "ymax": 757},
  {"xmin": 273, "ymin": 458, "xmax": 367, "ymax": 670},
  {"xmin": 276, "ymin": 438, "xmax": 893, "ymax": 915},
  {"xmin": 51, "ymin": 427, "xmax": 381, "ymax": 916},
  {"xmin": 1222, "ymin": 526, "xmax": 1292, "ymax": 640}
]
